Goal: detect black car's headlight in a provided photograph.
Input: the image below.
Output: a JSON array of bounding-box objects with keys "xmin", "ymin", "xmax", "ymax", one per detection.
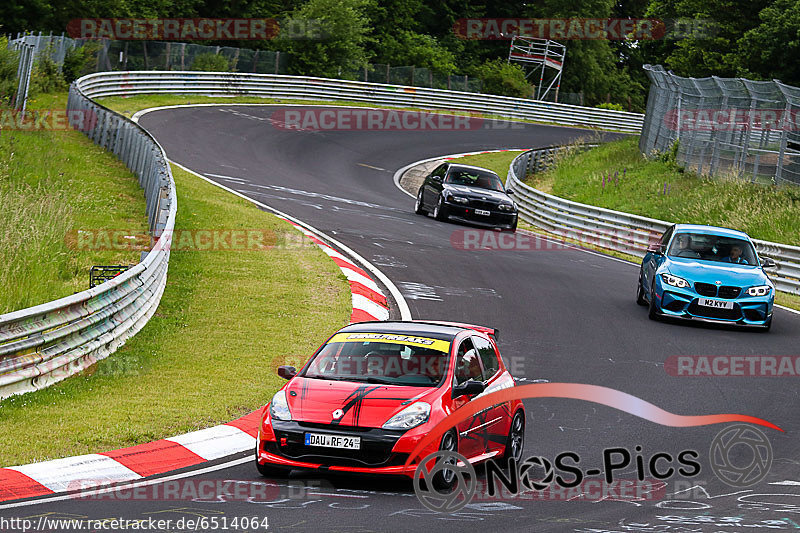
[
  {"xmin": 498, "ymin": 202, "xmax": 515, "ymax": 212},
  {"xmin": 661, "ymin": 273, "xmax": 690, "ymax": 288},
  {"xmin": 451, "ymin": 196, "xmax": 469, "ymax": 204},
  {"xmin": 746, "ymin": 285, "xmax": 771, "ymax": 297}
]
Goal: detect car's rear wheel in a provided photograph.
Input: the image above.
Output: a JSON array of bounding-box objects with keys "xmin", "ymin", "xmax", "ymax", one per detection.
[
  {"xmin": 648, "ymin": 280, "xmax": 660, "ymax": 320},
  {"xmin": 636, "ymin": 272, "xmax": 648, "ymax": 306},
  {"xmin": 501, "ymin": 410, "xmax": 525, "ymax": 467},
  {"xmin": 415, "ymin": 189, "xmax": 427, "ymax": 215},
  {"xmin": 433, "ymin": 195, "xmax": 449, "ymax": 221},
  {"xmin": 432, "ymin": 430, "xmax": 459, "ymax": 491}
]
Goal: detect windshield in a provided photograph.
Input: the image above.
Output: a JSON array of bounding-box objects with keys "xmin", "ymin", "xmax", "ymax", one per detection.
[
  {"xmin": 302, "ymin": 332, "xmax": 452, "ymax": 387},
  {"xmin": 667, "ymin": 232, "xmax": 758, "ymax": 265},
  {"xmin": 445, "ymin": 169, "xmax": 505, "ymax": 192}
]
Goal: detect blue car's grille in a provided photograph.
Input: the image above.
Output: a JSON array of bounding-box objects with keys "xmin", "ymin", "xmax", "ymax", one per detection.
[
  {"xmin": 695, "ymin": 282, "xmax": 717, "ymax": 297},
  {"xmin": 718, "ymin": 286, "xmax": 741, "ymax": 299},
  {"xmin": 693, "ymin": 283, "xmax": 741, "ymax": 299}
]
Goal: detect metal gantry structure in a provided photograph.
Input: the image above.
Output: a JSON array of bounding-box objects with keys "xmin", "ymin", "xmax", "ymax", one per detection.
[{"xmin": 508, "ymin": 36, "xmax": 566, "ymax": 102}]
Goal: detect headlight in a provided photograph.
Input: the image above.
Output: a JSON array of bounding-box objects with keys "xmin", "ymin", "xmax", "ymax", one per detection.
[
  {"xmin": 661, "ymin": 273, "xmax": 690, "ymax": 288},
  {"xmin": 451, "ymin": 196, "xmax": 469, "ymax": 204},
  {"xmin": 382, "ymin": 402, "xmax": 430, "ymax": 430},
  {"xmin": 747, "ymin": 285, "xmax": 771, "ymax": 297},
  {"xmin": 269, "ymin": 390, "xmax": 292, "ymax": 421},
  {"xmin": 498, "ymin": 202, "xmax": 515, "ymax": 212}
]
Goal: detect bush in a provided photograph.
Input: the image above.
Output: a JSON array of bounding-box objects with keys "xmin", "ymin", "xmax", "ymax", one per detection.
[
  {"xmin": 0, "ymin": 37, "xmax": 20, "ymax": 105},
  {"xmin": 63, "ymin": 44, "xmax": 99, "ymax": 83},
  {"xmin": 190, "ymin": 52, "xmax": 230, "ymax": 72},
  {"xmin": 595, "ymin": 102, "xmax": 625, "ymax": 111},
  {"xmin": 470, "ymin": 59, "xmax": 531, "ymax": 98},
  {"xmin": 30, "ymin": 52, "xmax": 67, "ymax": 95}
]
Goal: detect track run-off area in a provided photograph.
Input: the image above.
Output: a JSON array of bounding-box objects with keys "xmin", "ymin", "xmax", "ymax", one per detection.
[{"xmin": 5, "ymin": 104, "xmax": 800, "ymax": 532}]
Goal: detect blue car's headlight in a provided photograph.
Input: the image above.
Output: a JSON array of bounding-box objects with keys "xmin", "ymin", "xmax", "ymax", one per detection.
[
  {"xmin": 747, "ymin": 285, "xmax": 771, "ymax": 297},
  {"xmin": 661, "ymin": 273, "xmax": 690, "ymax": 288}
]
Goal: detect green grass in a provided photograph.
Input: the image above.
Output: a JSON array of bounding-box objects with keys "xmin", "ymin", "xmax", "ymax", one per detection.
[
  {"xmin": 0, "ymin": 164, "xmax": 350, "ymax": 466},
  {"xmin": 526, "ymin": 137, "xmax": 800, "ymax": 245},
  {"xmin": 0, "ymin": 93, "xmax": 148, "ymax": 313}
]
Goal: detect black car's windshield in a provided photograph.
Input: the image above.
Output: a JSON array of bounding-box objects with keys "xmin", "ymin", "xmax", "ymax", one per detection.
[
  {"xmin": 302, "ymin": 332, "xmax": 452, "ymax": 387},
  {"xmin": 668, "ymin": 232, "xmax": 758, "ymax": 265},
  {"xmin": 445, "ymin": 169, "xmax": 505, "ymax": 192}
]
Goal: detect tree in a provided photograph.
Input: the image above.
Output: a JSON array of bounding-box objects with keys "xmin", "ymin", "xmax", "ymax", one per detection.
[
  {"xmin": 470, "ymin": 59, "xmax": 531, "ymax": 97},
  {"xmin": 737, "ymin": 0, "xmax": 800, "ymax": 85},
  {"xmin": 275, "ymin": 0, "xmax": 375, "ymax": 77},
  {"xmin": 374, "ymin": 31, "xmax": 457, "ymax": 73}
]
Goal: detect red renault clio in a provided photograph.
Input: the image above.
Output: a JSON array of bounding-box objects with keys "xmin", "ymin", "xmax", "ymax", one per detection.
[{"xmin": 256, "ymin": 320, "xmax": 525, "ymax": 487}]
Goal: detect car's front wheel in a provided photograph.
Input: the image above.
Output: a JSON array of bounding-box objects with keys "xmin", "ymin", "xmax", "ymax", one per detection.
[
  {"xmin": 648, "ymin": 280, "xmax": 660, "ymax": 320},
  {"xmin": 433, "ymin": 195, "xmax": 449, "ymax": 221},
  {"xmin": 415, "ymin": 189, "xmax": 427, "ymax": 215},
  {"xmin": 432, "ymin": 430, "xmax": 459, "ymax": 491},
  {"xmin": 636, "ymin": 272, "xmax": 648, "ymax": 306}
]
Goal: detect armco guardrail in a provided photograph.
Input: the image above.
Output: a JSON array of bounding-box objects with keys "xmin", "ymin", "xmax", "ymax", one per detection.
[
  {"xmin": 74, "ymin": 71, "xmax": 644, "ymax": 132},
  {"xmin": 506, "ymin": 146, "xmax": 800, "ymax": 295},
  {"xmin": 0, "ymin": 78, "xmax": 176, "ymax": 399}
]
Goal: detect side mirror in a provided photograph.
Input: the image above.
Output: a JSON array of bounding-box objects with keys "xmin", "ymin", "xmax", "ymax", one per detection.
[
  {"xmin": 277, "ymin": 366, "xmax": 297, "ymax": 380},
  {"xmin": 453, "ymin": 380, "xmax": 486, "ymax": 398},
  {"xmin": 431, "ymin": 174, "xmax": 442, "ymax": 183},
  {"xmin": 647, "ymin": 242, "xmax": 663, "ymax": 254},
  {"xmin": 506, "ymin": 189, "xmax": 515, "ymax": 196},
  {"xmin": 761, "ymin": 257, "xmax": 777, "ymax": 269}
]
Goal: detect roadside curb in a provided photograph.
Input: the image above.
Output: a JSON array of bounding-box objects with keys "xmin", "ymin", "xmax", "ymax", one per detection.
[{"xmin": 0, "ymin": 168, "xmax": 391, "ymax": 504}]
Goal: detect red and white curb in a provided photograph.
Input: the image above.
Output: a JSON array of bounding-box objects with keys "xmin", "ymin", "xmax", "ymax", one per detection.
[
  {"xmin": 0, "ymin": 410, "xmax": 261, "ymax": 502},
  {"xmin": 0, "ymin": 166, "xmax": 393, "ymax": 503},
  {"xmin": 278, "ymin": 218, "xmax": 389, "ymax": 323}
]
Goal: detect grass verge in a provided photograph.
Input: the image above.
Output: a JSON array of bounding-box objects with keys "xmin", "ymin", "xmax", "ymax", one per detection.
[
  {"xmin": 0, "ymin": 92, "xmax": 148, "ymax": 314},
  {"xmin": 0, "ymin": 163, "xmax": 350, "ymax": 466},
  {"xmin": 526, "ymin": 136, "xmax": 800, "ymax": 245},
  {"xmin": 450, "ymin": 147, "xmax": 800, "ymax": 312}
]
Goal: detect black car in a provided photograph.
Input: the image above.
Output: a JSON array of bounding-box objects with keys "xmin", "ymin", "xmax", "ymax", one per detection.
[{"xmin": 414, "ymin": 163, "xmax": 518, "ymax": 232}]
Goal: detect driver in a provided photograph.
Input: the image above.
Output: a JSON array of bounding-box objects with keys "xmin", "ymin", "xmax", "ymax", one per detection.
[
  {"xmin": 722, "ymin": 244, "xmax": 749, "ymax": 264},
  {"xmin": 673, "ymin": 234, "xmax": 701, "ymax": 258}
]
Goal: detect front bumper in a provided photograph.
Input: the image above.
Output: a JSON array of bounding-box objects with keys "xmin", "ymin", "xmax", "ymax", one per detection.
[
  {"xmin": 654, "ymin": 279, "xmax": 773, "ymax": 326},
  {"xmin": 443, "ymin": 201, "xmax": 517, "ymax": 229},
  {"xmin": 257, "ymin": 420, "xmax": 435, "ymax": 478}
]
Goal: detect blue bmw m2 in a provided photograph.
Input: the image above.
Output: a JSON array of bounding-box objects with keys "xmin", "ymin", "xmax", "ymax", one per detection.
[{"xmin": 637, "ymin": 224, "xmax": 776, "ymax": 330}]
